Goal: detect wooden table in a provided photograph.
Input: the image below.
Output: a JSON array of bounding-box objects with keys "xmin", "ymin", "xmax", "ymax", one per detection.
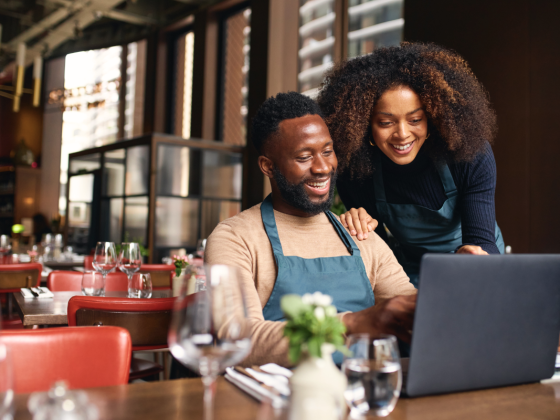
[
  {"xmin": 13, "ymin": 290, "xmax": 172, "ymax": 327},
  {"xmin": 12, "ymin": 377, "xmax": 560, "ymax": 420}
]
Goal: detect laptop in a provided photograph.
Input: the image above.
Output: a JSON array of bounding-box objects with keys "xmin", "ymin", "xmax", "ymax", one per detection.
[{"xmin": 404, "ymin": 254, "xmax": 560, "ymax": 397}]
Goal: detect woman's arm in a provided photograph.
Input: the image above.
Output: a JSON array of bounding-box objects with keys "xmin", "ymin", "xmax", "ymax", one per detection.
[{"xmin": 456, "ymin": 144, "xmax": 501, "ymax": 254}]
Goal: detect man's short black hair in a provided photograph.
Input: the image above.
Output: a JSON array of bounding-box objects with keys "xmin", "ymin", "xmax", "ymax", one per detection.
[{"xmin": 251, "ymin": 91, "xmax": 324, "ymax": 155}]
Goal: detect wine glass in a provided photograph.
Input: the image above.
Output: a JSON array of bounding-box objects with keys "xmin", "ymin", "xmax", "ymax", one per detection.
[
  {"xmin": 128, "ymin": 273, "xmax": 152, "ymax": 298},
  {"xmin": 0, "ymin": 343, "xmax": 14, "ymax": 420},
  {"xmin": 92, "ymin": 242, "xmax": 117, "ymax": 296},
  {"xmin": 342, "ymin": 334, "xmax": 402, "ymax": 418},
  {"xmin": 118, "ymin": 243, "xmax": 142, "ymax": 296},
  {"xmin": 81, "ymin": 271, "xmax": 104, "ymax": 296},
  {"xmin": 168, "ymin": 264, "xmax": 252, "ymax": 419}
]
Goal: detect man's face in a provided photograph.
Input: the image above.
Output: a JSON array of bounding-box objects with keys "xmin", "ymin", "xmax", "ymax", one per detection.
[{"xmin": 266, "ymin": 114, "xmax": 338, "ymax": 215}]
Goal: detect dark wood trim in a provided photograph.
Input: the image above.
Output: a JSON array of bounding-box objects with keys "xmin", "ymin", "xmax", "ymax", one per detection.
[
  {"xmin": 147, "ymin": 137, "xmax": 157, "ymax": 263},
  {"xmin": 242, "ymin": 0, "xmax": 269, "ymax": 210},
  {"xmin": 69, "ymin": 136, "xmax": 152, "ymax": 159},
  {"xmin": 143, "ymin": 32, "xmax": 159, "ymax": 134},
  {"xmin": 190, "ymin": 10, "xmax": 208, "ymax": 139},
  {"xmin": 118, "ymin": 43, "xmax": 128, "ymax": 140}
]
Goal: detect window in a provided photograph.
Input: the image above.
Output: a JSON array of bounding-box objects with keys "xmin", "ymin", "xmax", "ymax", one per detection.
[
  {"xmin": 298, "ymin": 0, "xmax": 335, "ymax": 96},
  {"xmin": 297, "ymin": 0, "xmax": 404, "ymax": 96},
  {"xmin": 347, "ymin": 0, "xmax": 404, "ymax": 58},
  {"xmin": 218, "ymin": 6, "xmax": 251, "ymax": 146},
  {"xmin": 57, "ymin": 41, "xmax": 147, "ymax": 215}
]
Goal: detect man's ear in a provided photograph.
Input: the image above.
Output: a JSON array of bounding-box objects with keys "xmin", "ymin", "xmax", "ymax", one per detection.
[{"xmin": 258, "ymin": 156, "xmax": 274, "ymax": 179}]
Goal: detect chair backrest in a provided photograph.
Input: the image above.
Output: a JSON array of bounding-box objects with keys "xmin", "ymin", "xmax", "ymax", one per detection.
[
  {"xmin": 47, "ymin": 271, "xmax": 128, "ymax": 292},
  {"xmin": 84, "ymin": 255, "xmax": 93, "ymax": 270},
  {"xmin": 137, "ymin": 264, "xmax": 174, "ymax": 289},
  {"xmin": 1, "ymin": 326, "xmax": 131, "ymax": 393},
  {"xmin": 67, "ymin": 296, "xmax": 177, "ymax": 350},
  {"xmin": 0, "ymin": 263, "xmax": 42, "ymax": 293}
]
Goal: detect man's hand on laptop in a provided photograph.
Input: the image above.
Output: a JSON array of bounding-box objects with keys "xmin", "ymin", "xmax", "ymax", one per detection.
[{"xmin": 343, "ymin": 294, "xmax": 417, "ymax": 344}]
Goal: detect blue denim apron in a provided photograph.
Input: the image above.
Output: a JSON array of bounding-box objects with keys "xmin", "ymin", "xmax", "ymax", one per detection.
[
  {"xmin": 260, "ymin": 194, "xmax": 375, "ymax": 321},
  {"xmin": 372, "ymin": 151, "xmax": 505, "ymax": 287}
]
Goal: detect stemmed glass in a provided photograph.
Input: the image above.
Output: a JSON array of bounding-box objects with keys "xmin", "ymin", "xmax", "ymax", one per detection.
[
  {"xmin": 0, "ymin": 343, "xmax": 14, "ymax": 420},
  {"xmin": 118, "ymin": 243, "xmax": 142, "ymax": 298},
  {"xmin": 168, "ymin": 264, "xmax": 252, "ymax": 419},
  {"xmin": 92, "ymin": 242, "xmax": 117, "ymax": 296},
  {"xmin": 342, "ymin": 334, "xmax": 402, "ymax": 418}
]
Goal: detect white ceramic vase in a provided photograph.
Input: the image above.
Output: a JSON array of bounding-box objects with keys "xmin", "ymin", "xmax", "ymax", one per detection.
[{"xmin": 289, "ymin": 343, "xmax": 347, "ymax": 420}]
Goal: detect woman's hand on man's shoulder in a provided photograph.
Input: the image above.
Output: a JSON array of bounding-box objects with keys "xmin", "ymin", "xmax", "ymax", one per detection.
[{"xmin": 340, "ymin": 207, "xmax": 378, "ymax": 240}]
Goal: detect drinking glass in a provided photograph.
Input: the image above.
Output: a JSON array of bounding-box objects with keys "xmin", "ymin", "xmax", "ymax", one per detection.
[
  {"xmin": 118, "ymin": 243, "xmax": 142, "ymax": 294},
  {"xmin": 0, "ymin": 235, "xmax": 11, "ymax": 256},
  {"xmin": 342, "ymin": 334, "xmax": 402, "ymax": 418},
  {"xmin": 195, "ymin": 239, "xmax": 207, "ymax": 258},
  {"xmin": 81, "ymin": 271, "xmax": 104, "ymax": 296},
  {"xmin": 0, "ymin": 343, "xmax": 14, "ymax": 420},
  {"xmin": 92, "ymin": 242, "xmax": 117, "ymax": 295},
  {"xmin": 128, "ymin": 273, "xmax": 152, "ymax": 298},
  {"xmin": 168, "ymin": 264, "xmax": 252, "ymax": 419}
]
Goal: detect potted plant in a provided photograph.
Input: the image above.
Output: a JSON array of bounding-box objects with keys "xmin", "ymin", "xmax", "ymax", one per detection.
[{"xmin": 281, "ymin": 292, "xmax": 348, "ymax": 420}]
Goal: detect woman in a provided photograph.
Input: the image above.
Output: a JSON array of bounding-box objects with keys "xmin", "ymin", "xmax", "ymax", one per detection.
[{"xmin": 318, "ymin": 42, "xmax": 504, "ymax": 286}]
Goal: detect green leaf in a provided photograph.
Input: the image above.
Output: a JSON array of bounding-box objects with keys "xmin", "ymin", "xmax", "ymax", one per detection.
[
  {"xmin": 289, "ymin": 344, "xmax": 302, "ymax": 364},
  {"xmin": 307, "ymin": 336, "xmax": 323, "ymax": 358}
]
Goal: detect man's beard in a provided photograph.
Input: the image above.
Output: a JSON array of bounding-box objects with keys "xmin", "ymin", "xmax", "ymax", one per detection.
[{"xmin": 272, "ymin": 168, "xmax": 337, "ymax": 215}]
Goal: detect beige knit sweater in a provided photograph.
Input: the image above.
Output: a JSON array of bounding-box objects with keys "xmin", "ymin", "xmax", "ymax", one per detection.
[{"xmin": 205, "ymin": 203, "xmax": 416, "ymax": 367}]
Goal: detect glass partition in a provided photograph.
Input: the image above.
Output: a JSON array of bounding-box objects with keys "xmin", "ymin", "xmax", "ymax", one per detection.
[{"xmin": 66, "ymin": 135, "xmax": 243, "ymax": 262}]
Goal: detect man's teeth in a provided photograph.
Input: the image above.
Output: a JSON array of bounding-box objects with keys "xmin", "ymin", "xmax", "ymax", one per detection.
[
  {"xmin": 307, "ymin": 180, "xmax": 328, "ymax": 188},
  {"xmin": 392, "ymin": 142, "xmax": 413, "ymax": 151}
]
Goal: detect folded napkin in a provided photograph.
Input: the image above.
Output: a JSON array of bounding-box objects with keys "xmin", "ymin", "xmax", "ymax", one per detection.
[
  {"xmin": 20, "ymin": 287, "xmax": 54, "ymax": 299},
  {"xmin": 225, "ymin": 364, "xmax": 291, "ymax": 408}
]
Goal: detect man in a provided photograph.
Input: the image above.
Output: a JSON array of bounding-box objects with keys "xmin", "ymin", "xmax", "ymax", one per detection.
[{"xmin": 205, "ymin": 92, "xmax": 416, "ymax": 367}]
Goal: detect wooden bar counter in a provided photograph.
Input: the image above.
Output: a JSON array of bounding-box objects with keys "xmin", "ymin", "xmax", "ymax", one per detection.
[{"xmin": 12, "ymin": 377, "xmax": 560, "ymax": 420}]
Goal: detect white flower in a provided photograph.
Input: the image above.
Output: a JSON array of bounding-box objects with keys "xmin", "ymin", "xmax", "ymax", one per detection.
[
  {"xmin": 302, "ymin": 293, "xmax": 314, "ymax": 305},
  {"xmin": 312, "ymin": 291, "xmax": 333, "ymax": 307},
  {"xmin": 325, "ymin": 305, "xmax": 337, "ymax": 317},
  {"xmin": 314, "ymin": 306, "xmax": 325, "ymax": 321}
]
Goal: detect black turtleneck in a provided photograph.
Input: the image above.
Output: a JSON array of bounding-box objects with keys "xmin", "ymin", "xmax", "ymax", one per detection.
[{"xmin": 336, "ymin": 143, "xmax": 501, "ymax": 254}]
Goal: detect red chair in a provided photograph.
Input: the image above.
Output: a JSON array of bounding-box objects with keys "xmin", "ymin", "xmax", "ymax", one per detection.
[
  {"xmin": 136, "ymin": 264, "xmax": 174, "ymax": 290},
  {"xmin": 0, "ymin": 263, "xmax": 42, "ymax": 329},
  {"xmin": 67, "ymin": 296, "xmax": 178, "ymax": 380},
  {"xmin": 84, "ymin": 255, "xmax": 93, "ymax": 270},
  {"xmin": 47, "ymin": 270, "xmax": 128, "ymax": 292},
  {"xmin": 1, "ymin": 326, "xmax": 131, "ymax": 393}
]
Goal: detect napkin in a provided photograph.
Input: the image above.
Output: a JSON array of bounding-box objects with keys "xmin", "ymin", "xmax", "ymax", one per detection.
[
  {"xmin": 225, "ymin": 364, "xmax": 290, "ymax": 408},
  {"xmin": 20, "ymin": 287, "xmax": 54, "ymax": 299}
]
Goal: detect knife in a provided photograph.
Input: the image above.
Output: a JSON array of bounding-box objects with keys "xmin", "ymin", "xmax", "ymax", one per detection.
[{"xmin": 28, "ymin": 288, "xmax": 39, "ymax": 297}]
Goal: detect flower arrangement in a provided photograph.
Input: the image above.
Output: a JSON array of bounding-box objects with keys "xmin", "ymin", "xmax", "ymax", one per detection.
[
  {"xmin": 172, "ymin": 255, "xmax": 189, "ymax": 278},
  {"xmin": 281, "ymin": 292, "xmax": 347, "ymax": 363}
]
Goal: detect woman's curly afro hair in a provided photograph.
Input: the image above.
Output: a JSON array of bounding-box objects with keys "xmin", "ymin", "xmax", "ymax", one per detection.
[{"xmin": 317, "ymin": 42, "xmax": 497, "ymax": 178}]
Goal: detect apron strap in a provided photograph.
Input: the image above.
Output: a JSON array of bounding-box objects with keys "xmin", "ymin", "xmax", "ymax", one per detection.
[
  {"xmin": 325, "ymin": 211, "xmax": 359, "ymax": 256},
  {"xmin": 261, "ymin": 195, "xmax": 285, "ymax": 256},
  {"xmin": 436, "ymin": 162, "xmax": 458, "ymax": 199},
  {"xmin": 372, "ymin": 150, "xmax": 390, "ymax": 219}
]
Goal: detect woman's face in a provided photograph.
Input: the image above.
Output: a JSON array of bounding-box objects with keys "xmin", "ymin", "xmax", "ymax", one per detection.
[{"xmin": 370, "ymin": 86, "xmax": 428, "ymax": 165}]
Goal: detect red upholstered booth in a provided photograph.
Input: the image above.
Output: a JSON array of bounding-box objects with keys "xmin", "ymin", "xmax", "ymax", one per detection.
[
  {"xmin": 1, "ymin": 326, "xmax": 131, "ymax": 393},
  {"xmin": 67, "ymin": 296, "xmax": 178, "ymax": 380},
  {"xmin": 47, "ymin": 270, "xmax": 128, "ymax": 292},
  {"xmin": 84, "ymin": 255, "xmax": 93, "ymax": 271},
  {"xmin": 0, "ymin": 263, "xmax": 42, "ymax": 329}
]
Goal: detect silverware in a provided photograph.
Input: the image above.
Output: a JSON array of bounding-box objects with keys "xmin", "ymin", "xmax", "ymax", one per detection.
[
  {"xmin": 28, "ymin": 288, "xmax": 39, "ymax": 297},
  {"xmin": 34, "ymin": 287, "xmax": 44, "ymax": 294}
]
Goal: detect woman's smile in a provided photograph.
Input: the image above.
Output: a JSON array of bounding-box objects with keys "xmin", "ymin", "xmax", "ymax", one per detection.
[{"xmin": 371, "ymin": 86, "xmax": 428, "ymax": 165}]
